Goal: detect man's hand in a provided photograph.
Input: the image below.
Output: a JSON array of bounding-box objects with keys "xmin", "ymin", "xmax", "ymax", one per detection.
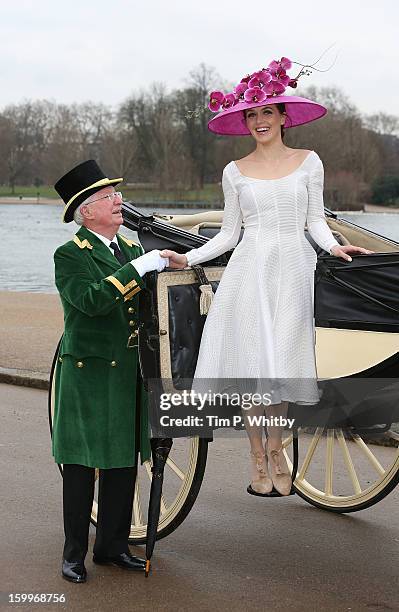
[
  {"xmin": 330, "ymin": 244, "xmax": 374, "ymax": 262},
  {"xmin": 160, "ymin": 250, "xmax": 188, "ymax": 269},
  {"xmin": 131, "ymin": 250, "xmax": 169, "ymax": 276}
]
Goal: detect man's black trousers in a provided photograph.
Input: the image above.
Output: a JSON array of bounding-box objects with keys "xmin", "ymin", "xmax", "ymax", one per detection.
[{"xmin": 62, "ymin": 464, "xmax": 137, "ymax": 562}]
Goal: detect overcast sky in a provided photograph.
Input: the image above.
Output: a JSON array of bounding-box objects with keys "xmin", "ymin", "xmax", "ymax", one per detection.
[{"xmin": 0, "ymin": 0, "xmax": 397, "ymax": 116}]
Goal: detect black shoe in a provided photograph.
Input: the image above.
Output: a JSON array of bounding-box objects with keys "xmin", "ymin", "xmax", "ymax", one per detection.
[
  {"xmin": 62, "ymin": 559, "xmax": 87, "ymax": 583},
  {"xmin": 93, "ymin": 552, "xmax": 146, "ymax": 571}
]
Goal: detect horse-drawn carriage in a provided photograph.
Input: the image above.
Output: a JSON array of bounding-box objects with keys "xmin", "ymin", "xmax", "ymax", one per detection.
[{"xmin": 49, "ymin": 203, "xmax": 399, "ymax": 544}]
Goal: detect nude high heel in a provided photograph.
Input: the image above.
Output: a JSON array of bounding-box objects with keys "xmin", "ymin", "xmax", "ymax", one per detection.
[
  {"xmin": 267, "ymin": 444, "xmax": 292, "ymax": 496},
  {"xmin": 248, "ymin": 450, "xmax": 273, "ymax": 495}
]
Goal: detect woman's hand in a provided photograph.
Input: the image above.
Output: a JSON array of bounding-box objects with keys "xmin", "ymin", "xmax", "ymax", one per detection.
[
  {"xmin": 159, "ymin": 249, "xmax": 188, "ymax": 269},
  {"xmin": 330, "ymin": 244, "xmax": 374, "ymax": 262}
]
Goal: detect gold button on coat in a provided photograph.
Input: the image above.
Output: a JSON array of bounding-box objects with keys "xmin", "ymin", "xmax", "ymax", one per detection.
[
  {"xmin": 128, "ymin": 307, "xmax": 135, "ymax": 314},
  {"xmin": 111, "ymin": 361, "xmax": 117, "ymax": 367},
  {"xmin": 77, "ymin": 361, "xmax": 84, "ymax": 368},
  {"xmin": 129, "ymin": 320, "xmax": 135, "ymax": 327}
]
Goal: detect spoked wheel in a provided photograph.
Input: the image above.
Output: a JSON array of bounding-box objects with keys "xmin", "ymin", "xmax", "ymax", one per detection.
[
  {"xmin": 283, "ymin": 426, "xmax": 399, "ymax": 512},
  {"xmin": 93, "ymin": 436, "xmax": 208, "ymax": 544},
  {"xmin": 48, "ymin": 345, "xmax": 209, "ymax": 544}
]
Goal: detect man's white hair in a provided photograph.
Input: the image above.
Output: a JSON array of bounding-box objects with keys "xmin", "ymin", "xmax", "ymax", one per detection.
[{"xmin": 73, "ymin": 193, "xmax": 94, "ymax": 226}]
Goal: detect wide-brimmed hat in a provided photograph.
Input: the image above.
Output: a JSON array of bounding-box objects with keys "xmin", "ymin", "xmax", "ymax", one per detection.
[
  {"xmin": 207, "ymin": 56, "xmax": 328, "ymax": 136},
  {"xmin": 208, "ymin": 95, "xmax": 327, "ymax": 135},
  {"xmin": 54, "ymin": 159, "xmax": 122, "ymax": 223}
]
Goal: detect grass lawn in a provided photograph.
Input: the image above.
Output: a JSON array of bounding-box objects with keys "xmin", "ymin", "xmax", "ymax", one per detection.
[
  {"xmin": 0, "ymin": 183, "xmax": 223, "ymax": 204},
  {"xmin": 0, "ymin": 185, "xmax": 59, "ymax": 198}
]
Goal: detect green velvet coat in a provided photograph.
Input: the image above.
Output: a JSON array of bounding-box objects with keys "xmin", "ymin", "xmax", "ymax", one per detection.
[{"xmin": 52, "ymin": 225, "xmax": 151, "ymax": 469}]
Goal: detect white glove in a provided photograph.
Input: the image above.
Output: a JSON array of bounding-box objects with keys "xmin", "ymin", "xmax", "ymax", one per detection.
[{"xmin": 130, "ymin": 250, "xmax": 169, "ymax": 276}]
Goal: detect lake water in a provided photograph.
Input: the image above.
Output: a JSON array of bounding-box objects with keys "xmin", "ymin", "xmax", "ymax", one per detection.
[{"xmin": 1, "ymin": 203, "xmax": 399, "ymax": 293}]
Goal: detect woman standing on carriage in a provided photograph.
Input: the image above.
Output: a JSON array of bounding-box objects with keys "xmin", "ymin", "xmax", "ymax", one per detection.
[{"xmin": 161, "ymin": 56, "xmax": 371, "ymax": 496}]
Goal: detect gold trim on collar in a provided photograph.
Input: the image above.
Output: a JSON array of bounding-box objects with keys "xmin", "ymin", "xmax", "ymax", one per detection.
[
  {"xmin": 105, "ymin": 275, "xmax": 139, "ymax": 295},
  {"xmin": 73, "ymin": 236, "xmax": 93, "ymax": 250},
  {"xmin": 119, "ymin": 234, "xmax": 139, "ymax": 247}
]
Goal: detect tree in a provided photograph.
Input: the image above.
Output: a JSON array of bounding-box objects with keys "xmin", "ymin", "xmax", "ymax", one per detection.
[
  {"xmin": 0, "ymin": 100, "xmax": 55, "ymax": 190},
  {"xmin": 363, "ymin": 113, "xmax": 399, "ymax": 136},
  {"xmin": 119, "ymin": 84, "xmax": 182, "ymax": 189},
  {"xmin": 371, "ymin": 175, "xmax": 399, "ymax": 205},
  {"xmin": 173, "ymin": 63, "xmax": 220, "ymax": 189},
  {"xmin": 0, "ymin": 77, "xmax": 397, "ymax": 211}
]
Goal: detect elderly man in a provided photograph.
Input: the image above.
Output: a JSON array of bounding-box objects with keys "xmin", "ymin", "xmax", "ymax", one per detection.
[{"xmin": 53, "ymin": 160, "xmax": 167, "ymax": 583}]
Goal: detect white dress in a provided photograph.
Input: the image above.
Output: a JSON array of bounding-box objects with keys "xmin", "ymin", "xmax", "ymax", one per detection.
[{"xmin": 185, "ymin": 151, "xmax": 340, "ymax": 405}]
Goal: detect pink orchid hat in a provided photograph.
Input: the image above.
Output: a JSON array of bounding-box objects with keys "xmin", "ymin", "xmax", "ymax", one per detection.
[{"xmin": 207, "ymin": 57, "xmax": 327, "ymax": 136}]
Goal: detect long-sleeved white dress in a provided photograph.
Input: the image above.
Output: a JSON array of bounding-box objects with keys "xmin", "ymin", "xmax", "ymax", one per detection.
[{"xmin": 185, "ymin": 151, "xmax": 340, "ymax": 405}]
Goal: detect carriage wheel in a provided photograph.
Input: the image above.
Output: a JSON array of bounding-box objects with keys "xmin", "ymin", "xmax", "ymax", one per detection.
[
  {"xmin": 48, "ymin": 346, "xmax": 209, "ymax": 543},
  {"xmin": 282, "ymin": 426, "xmax": 399, "ymax": 512},
  {"xmin": 123, "ymin": 437, "xmax": 207, "ymax": 544}
]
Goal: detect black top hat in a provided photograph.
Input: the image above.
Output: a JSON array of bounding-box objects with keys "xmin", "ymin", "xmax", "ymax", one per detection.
[{"xmin": 54, "ymin": 160, "xmax": 123, "ymax": 223}]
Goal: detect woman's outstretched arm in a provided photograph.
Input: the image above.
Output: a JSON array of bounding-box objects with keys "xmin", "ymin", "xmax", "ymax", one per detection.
[{"xmin": 306, "ymin": 157, "xmax": 372, "ymax": 261}]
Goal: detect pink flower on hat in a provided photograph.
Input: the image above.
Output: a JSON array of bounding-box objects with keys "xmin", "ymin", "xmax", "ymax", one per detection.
[
  {"xmin": 244, "ymin": 87, "xmax": 266, "ymax": 104},
  {"xmin": 208, "ymin": 91, "xmax": 225, "ymax": 112},
  {"xmin": 268, "ymin": 57, "xmax": 292, "ymax": 73},
  {"xmin": 240, "ymin": 74, "xmax": 252, "ymax": 84},
  {"xmin": 269, "ymin": 80, "xmax": 287, "ymax": 95},
  {"xmin": 248, "ymin": 70, "xmax": 272, "ymax": 90},
  {"xmin": 234, "ymin": 82, "xmax": 248, "ymax": 100},
  {"xmin": 207, "ymin": 54, "xmax": 315, "ymax": 112},
  {"xmin": 262, "ymin": 81, "xmax": 275, "ymax": 95},
  {"xmin": 222, "ymin": 93, "xmax": 236, "ymax": 109},
  {"xmin": 268, "ymin": 57, "xmax": 292, "ymax": 89}
]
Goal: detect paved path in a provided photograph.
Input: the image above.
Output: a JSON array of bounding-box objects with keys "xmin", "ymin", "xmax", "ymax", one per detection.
[
  {"xmin": 0, "ymin": 197, "xmax": 61, "ymax": 205},
  {"xmin": 363, "ymin": 204, "xmax": 399, "ymax": 214},
  {"xmin": 0, "ymin": 291, "xmax": 63, "ymax": 387},
  {"xmin": 1, "ymin": 383, "xmax": 398, "ymax": 612}
]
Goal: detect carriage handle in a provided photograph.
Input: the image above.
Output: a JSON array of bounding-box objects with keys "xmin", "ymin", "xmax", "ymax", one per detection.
[{"xmin": 324, "ymin": 259, "xmax": 399, "ymax": 272}]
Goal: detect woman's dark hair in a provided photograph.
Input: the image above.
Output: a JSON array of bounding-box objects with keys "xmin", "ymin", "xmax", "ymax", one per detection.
[
  {"xmin": 244, "ymin": 102, "xmax": 287, "ymax": 140},
  {"xmin": 275, "ymin": 103, "xmax": 286, "ymax": 140}
]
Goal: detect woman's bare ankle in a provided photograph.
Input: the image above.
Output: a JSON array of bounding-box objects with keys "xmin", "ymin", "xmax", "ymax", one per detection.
[
  {"xmin": 250, "ymin": 445, "xmax": 265, "ymax": 457},
  {"xmin": 267, "ymin": 437, "xmax": 283, "ymax": 452}
]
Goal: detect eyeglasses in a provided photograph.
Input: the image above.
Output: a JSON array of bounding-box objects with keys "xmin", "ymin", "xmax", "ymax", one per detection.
[{"xmin": 87, "ymin": 191, "xmax": 123, "ymax": 206}]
